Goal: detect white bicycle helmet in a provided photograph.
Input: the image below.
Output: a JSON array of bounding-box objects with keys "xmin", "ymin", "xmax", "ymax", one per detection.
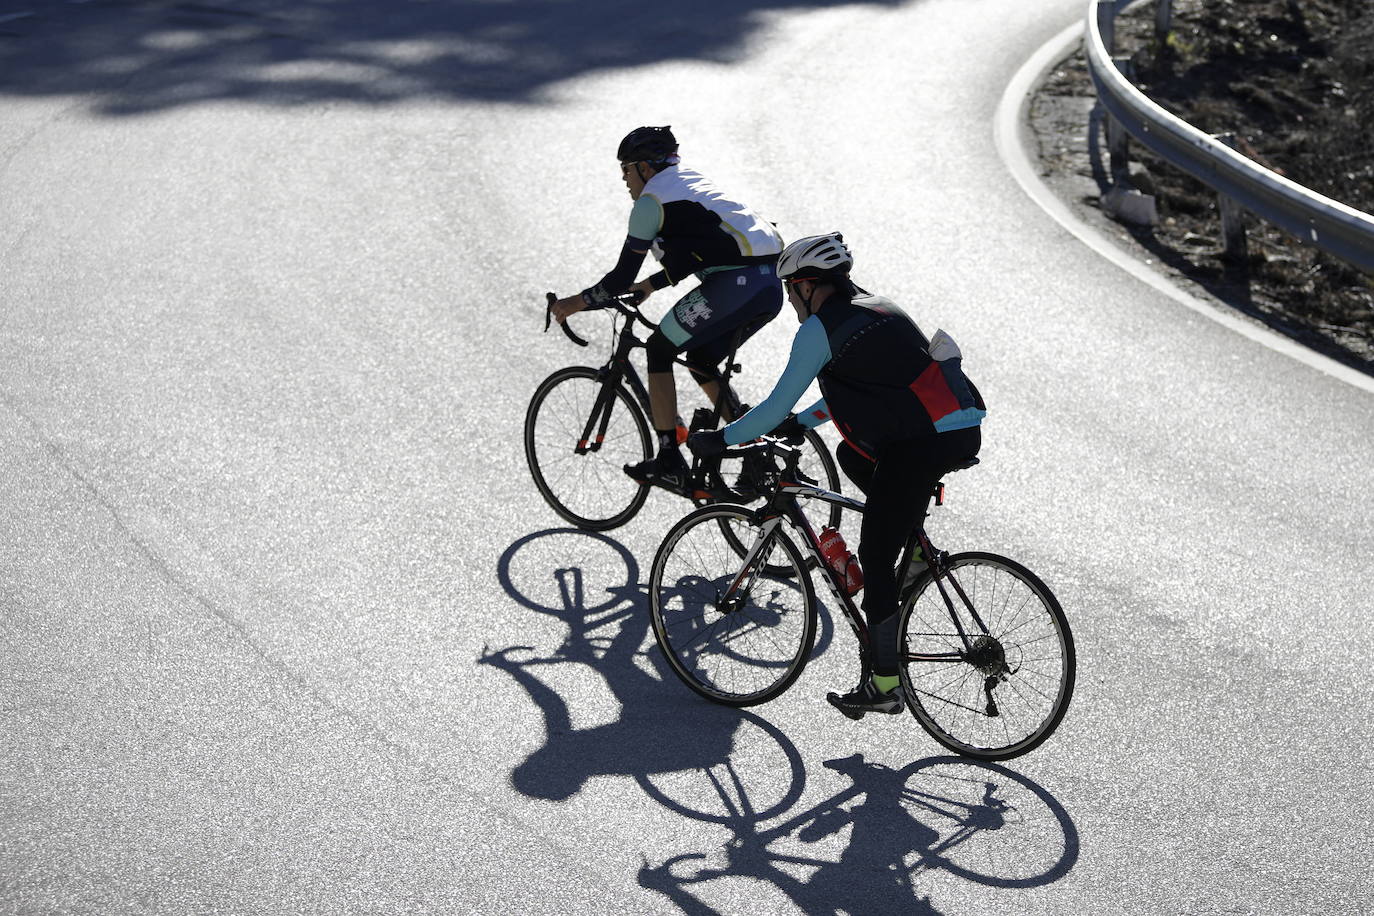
[{"xmin": 776, "ymin": 232, "xmax": 853, "ymax": 281}]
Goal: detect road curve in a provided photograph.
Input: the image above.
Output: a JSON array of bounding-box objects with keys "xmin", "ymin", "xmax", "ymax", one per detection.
[{"xmin": 2, "ymin": 1, "xmax": 1370, "ymax": 913}]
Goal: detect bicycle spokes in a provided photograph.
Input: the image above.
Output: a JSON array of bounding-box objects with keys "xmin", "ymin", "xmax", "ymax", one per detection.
[
  {"xmin": 900, "ymin": 554, "xmax": 1074, "ymax": 760},
  {"xmin": 524, "ymin": 366, "xmax": 654, "ymax": 531},
  {"xmin": 650, "ymin": 505, "xmax": 817, "ymax": 706}
]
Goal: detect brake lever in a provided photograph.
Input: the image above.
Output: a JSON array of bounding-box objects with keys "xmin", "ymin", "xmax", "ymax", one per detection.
[{"xmin": 545, "ymin": 291, "xmax": 589, "ymax": 347}]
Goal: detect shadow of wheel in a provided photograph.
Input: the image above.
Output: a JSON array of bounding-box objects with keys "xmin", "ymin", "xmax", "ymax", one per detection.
[
  {"xmin": 901, "ymin": 756, "xmax": 1079, "ymax": 887},
  {"xmin": 635, "ymin": 711, "xmax": 807, "ymax": 826}
]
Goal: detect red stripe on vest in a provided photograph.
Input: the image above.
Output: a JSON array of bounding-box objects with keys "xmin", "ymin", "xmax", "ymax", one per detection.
[
  {"xmin": 835, "ymin": 419, "xmax": 873, "ymax": 461},
  {"xmin": 910, "ymin": 362, "xmax": 960, "ymax": 421}
]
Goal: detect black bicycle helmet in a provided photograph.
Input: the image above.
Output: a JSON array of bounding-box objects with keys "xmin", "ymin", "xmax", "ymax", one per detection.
[{"xmin": 617, "ymin": 125, "xmax": 678, "ymax": 166}]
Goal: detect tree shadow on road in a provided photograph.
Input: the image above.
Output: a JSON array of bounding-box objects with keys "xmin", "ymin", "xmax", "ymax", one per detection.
[
  {"xmin": 488, "ymin": 527, "xmax": 1080, "ymax": 915},
  {"xmin": 0, "ymin": 0, "xmax": 906, "ymax": 114}
]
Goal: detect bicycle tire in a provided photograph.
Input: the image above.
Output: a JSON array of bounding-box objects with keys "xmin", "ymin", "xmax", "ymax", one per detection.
[
  {"xmin": 524, "ymin": 366, "xmax": 653, "ymax": 531},
  {"xmin": 714, "ymin": 427, "xmax": 842, "ymax": 574},
  {"xmin": 650, "ymin": 504, "xmax": 817, "ymax": 707},
  {"xmin": 898, "ymin": 552, "xmax": 1074, "ymax": 761}
]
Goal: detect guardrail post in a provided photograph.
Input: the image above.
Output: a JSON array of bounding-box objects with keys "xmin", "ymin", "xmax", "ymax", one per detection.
[
  {"xmin": 1097, "ymin": 0, "xmax": 1116, "ymax": 54},
  {"xmin": 1101, "ymin": 55, "xmax": 1158, "ymax": 228},
  {"xmin": 1213, "ymin": 133, "xmax": 1249, "ymax": 262},
  {"xmin": 1107, "ymin": 57, "xmax": 1134, "ymax": 182},
  {"xmin": 1155, "ymin": 0, "xmax": 1174, "ymax": 43}
]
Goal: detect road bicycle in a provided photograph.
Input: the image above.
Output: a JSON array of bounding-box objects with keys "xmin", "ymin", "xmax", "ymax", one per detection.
[
  {"xmin": 524, "ymin": 292, "xmax": 842, "ymax": 538},
  {"xmin": 648, "ymin": 436, "xmax": 1075, "ymax": 760}
]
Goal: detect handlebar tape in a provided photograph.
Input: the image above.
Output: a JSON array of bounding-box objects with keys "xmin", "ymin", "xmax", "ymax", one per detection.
[{"xmin": 545, "ymin": 291, "xmax": 589, "ymax": 347}]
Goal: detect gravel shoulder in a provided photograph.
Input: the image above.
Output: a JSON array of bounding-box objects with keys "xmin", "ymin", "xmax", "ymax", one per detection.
[{"xmin": 1027, "ymin": 0, "xmax": 1374, "ymax": 374}]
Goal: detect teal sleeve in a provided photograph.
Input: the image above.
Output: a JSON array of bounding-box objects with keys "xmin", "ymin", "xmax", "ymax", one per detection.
[
  {"xmin": 723, "ymin": 317, "xmax": 832, "ymax": 445},
  {"xmin": 627, "ymin": 194, "xmax": 663, "ymax": 244},
  {"xmin": 796, "ymin": 398, "xmax": 830, "ymax": 427}
]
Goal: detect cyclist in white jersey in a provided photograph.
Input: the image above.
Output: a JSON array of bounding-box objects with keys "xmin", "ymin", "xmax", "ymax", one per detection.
[{"xmin": 551, "ymin": 126, "xmax": 785, "ymax": 495}]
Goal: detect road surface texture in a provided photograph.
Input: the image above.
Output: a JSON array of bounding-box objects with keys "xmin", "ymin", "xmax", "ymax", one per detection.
[{"xmin": 3, "ymin": 1, "xmax": 1371, "ymax": 913}]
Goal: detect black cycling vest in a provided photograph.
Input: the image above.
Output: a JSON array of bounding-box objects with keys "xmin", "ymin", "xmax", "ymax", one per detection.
[{"xmin": 815, "ymin": 293, "xmax": 984, "ymax": 457}]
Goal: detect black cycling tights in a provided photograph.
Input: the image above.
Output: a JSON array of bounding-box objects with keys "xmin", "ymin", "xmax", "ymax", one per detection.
[{"xmin": 837, "ymin": 427, "xmax": 981, "ymax": 677}]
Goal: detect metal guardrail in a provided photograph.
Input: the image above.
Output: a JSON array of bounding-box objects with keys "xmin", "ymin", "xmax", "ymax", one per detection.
[{"xmin": 1084, "ymin": 0, "xmax": 1374, "ymax": 272}]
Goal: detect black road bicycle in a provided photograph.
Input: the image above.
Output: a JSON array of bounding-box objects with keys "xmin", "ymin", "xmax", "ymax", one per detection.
[
  {"xmin": 525, "ymin": 292, "xmax": 842, "ymax": 536},
  {"xmin": 648, "ymin": 437, "xmax": 1075, "ymax": 760}
]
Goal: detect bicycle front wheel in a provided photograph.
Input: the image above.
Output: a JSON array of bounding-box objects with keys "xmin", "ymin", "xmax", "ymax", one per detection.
[
  {"xmin": 898, "ymin": 552, "xmax": 1074, "ymax": 760},
  {"xmin": 650, "ymin": 505, "xmax": 816, "ymax": 707},
  {"xmin": 524, "ymin": 366, "xmax": 653, "ymax": 531}
]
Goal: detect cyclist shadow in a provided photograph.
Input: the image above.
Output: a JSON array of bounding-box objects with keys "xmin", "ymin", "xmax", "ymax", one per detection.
[
  {"xmin": 489, "ymin": 528, "xmax": 1079, "ymax": 914},
  {"xmin": 638, "ymin": 751, "xmax": 1081, "ymax": 915},
  {"xmin": 486, "ymin": 527, "xmax": 813, "ymax": 803}
]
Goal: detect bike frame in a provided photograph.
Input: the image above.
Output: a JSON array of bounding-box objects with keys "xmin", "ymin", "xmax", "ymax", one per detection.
[
  {"xmin": 572, "ymin": 315, "xmax": 651, "ymax": 456},
  {"xmin": 562, "ymin": 298, "xmax": 746, "ymax": 458},
  {"xmin": 720, "ymin": 443, "xmax": 993, "ymax": 672}
]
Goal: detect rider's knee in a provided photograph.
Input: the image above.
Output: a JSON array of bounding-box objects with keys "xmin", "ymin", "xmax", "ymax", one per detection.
[
  {"xmin": 645, "ymin": 330, "xmax": 678, "ymax": 373},
  {"xmin": 685, "ymin": 360, "xmax": 716, "ymax": 386}
]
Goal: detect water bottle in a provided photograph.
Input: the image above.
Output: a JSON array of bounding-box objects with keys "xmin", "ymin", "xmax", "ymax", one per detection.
[
  {"xmin": 818, "ymin": 526, "xmax": 864, "ymax": 596},
  {"xmin": 675, "ymin": 415, "xmax": 689, "ymax": 445}
]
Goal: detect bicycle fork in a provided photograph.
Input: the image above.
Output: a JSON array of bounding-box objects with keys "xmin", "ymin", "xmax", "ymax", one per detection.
[
  {"xmin": 575, "ymin": 363, "xmax": 630, "ymax": 455},
  {"xmin": 716, "ymin": 517, "xmax": 783, "ymax": 614}
]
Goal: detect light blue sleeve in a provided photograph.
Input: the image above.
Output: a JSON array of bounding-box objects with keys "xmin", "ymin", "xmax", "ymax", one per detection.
[
  {"xmin": 723, "ymin": 317, "xmax": 832, "ymax": 445},
  {"xmin": 796, "ymin": 397, "xmax": 830, "ymax": 427},
  {"xmin": 627, "ymin": 194, "xmax": 663, "ymax": 245}
]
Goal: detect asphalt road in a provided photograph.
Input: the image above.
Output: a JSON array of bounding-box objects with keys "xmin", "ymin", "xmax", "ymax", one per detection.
[{"xmin": 3, "ymin": 1, "xmax": 1372, "ymax": 913}]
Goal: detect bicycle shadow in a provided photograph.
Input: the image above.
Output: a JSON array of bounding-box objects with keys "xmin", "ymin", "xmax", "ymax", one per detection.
[
  {"xmin": 638, "ymin": 752, "xmax": 1081, "ymax": 915},
  {"xmin": 486, "ymin": 527, "xmax": 813, "ymax": 805},
  {"xmin": 489, "ymin": 528, "xmax": 1078, "ymax": 914}
]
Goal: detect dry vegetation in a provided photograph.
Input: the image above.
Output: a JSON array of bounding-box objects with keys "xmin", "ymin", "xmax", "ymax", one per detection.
[{"xmin": 1056, "ymin": 0, "xmax": 1374, "ymax": 367}]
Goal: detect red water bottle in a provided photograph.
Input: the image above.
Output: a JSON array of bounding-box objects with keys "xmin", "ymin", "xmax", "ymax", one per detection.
[
  {"xmin": 818, "ymin": 526, "xmax": 864, "ymax": 596},
  {"xmin": 675, "ymin": 415, "xmax": 689, "ymax": 445}
]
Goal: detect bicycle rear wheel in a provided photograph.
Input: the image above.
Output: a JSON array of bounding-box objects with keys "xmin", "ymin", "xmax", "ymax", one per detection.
[
  {"xmin": 524, "ymin": 366, "xmax": 652, "ymax": 531},
  {"xmin": 650, "ymin": 505, "xmax": 816, "ymax": 707},
  {"xmin": 898, "ymin": 552, "xmax": 1074, "ymax": 760}
]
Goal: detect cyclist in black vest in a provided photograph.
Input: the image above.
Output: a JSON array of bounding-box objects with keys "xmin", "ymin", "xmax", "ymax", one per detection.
[
  {"xmin": 551, "ymin": 126, "xmax": 784, "ymax": 494},
  {"xmin": 688, "ymin": 233, "xmax": 985, "ymax": 717}
]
